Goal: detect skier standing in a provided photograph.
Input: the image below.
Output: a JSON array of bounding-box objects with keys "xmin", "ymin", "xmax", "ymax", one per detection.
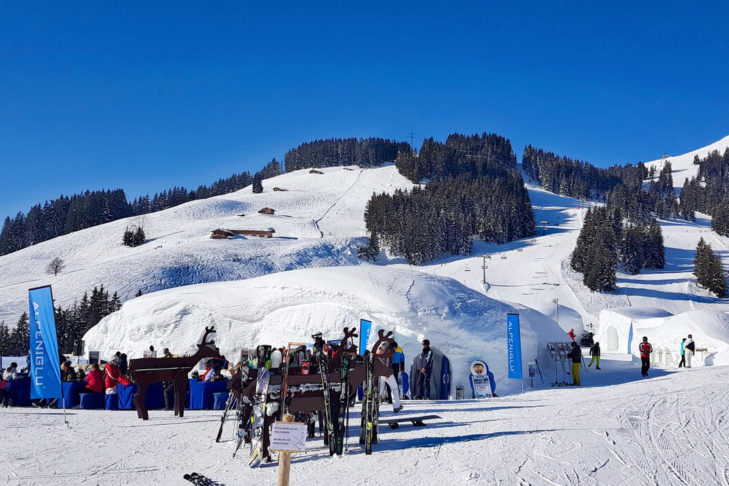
[
  {"xmin": 569, "ymin": 342, "xmax": 582, "ymax": 386},
  {"xmin": 376, "ymin": 342, "xmax": 403, "ymax": 412},
  {"xmin": 685, "ymin": 334, "xmax": 695, "ymax": 368},
  {"xmin": 639, "ymin": 337, "xmax": 653, "ymax": 376},
  {"xmin": 588, "ymin": 341, "xmax": 601, "ymax": 369},
  {"xmin": 678, "ymin": 338, "xmax": 686, "ymax": 368},
  {"xmin": 415, "ymin": 339, "xmax": 434, "ymax": 399}
]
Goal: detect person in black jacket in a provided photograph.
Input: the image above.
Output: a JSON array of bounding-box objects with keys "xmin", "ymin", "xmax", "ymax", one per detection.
[
  {"xmin": 588, "ymin": 342, "xmax": 601, "ymax": 369},
  {"xmin": 569, "ymin": 342, "xmax": 582, "ymax": 386},
  {"xmin": 415, "ymin": 339, "xmax": 434, "ymax": 399},
  {"xmin": 685, "ymin": 334, "xmax": 695, "ymax": 368}
]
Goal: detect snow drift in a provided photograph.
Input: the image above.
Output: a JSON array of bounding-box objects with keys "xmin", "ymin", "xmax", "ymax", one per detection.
[{"xmin": 84, "ymin": 265, "xmax": 567, "ymax": 395}]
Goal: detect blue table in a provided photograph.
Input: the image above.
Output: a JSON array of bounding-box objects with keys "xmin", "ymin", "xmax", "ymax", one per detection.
[
  {"xmin": 6, "ymin": 379, "xmax": 31, "ymax": 407},
  {"xmin": 118, "ymin": 383, "xmax": 136, "ymax": 410},
  {"xmin": 105, "ymin": 393, "xmax": 118, "ymax": 410},
  {"xmin": 213, "ymin": 392, "xmax": 229, "ymax": 410},
  {"xmin": 80, "ymin": 393, "xmax": 105, "ymax": 409},
  {"xmin": 189, "ymin": 380, "xmax": 227, "ymax": 409},
  {"xmin": 56, "ymin": 382, "xmax": 83, "ymax": 408}
]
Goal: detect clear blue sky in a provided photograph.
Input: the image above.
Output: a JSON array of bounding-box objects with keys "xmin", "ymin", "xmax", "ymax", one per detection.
[{"xmin": 1, "ymin": 1, "xmax": 728, "ymax": 220}]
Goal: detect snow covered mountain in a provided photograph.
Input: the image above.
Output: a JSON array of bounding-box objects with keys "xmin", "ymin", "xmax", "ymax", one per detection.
[
  {"xmin": 2, "ymin": 137, "xmax": 728, "ymax": 376},
  {"xmin": 644, "ymin": 134, "xmax": 729, "ymax": 189}
]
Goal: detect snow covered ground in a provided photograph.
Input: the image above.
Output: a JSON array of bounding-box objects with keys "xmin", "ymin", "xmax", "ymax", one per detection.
[{"xmin": 2, "ymin": 355, "xmax": 728, "ymax": 486}]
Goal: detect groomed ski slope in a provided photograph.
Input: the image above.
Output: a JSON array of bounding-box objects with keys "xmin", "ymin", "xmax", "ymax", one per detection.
[{"xmin": 2, "ymin": 357, "xmax": 728, "ymax": 486}]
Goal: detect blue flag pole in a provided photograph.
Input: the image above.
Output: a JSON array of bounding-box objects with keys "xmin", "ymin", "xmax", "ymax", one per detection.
[
  {"xmin": 507, "ymin": 313, "xmax": 524, "ymax": 394},
  {"xmin": 28, "ymin": 285, "xmax": 66, "ymax": 425},
  {"xmin": 359, "ymin": 319, "xmax": 372, "ymax": 355}
]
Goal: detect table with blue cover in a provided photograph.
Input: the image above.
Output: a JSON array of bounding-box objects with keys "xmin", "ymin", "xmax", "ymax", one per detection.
[
  {"xmin": 56, "ymin": 381, "xmax": 83, "ymax": 408},
  {"xmin": 189, "ymin": 379, "xmax": 227, "ymax": 409},
  {"xmin": 6, "ymin": 378, "xmax": 31, "ymax": 407},
  {"xmin": 117, "ymin": 382, "xmax": 165, "ymax": 410}
]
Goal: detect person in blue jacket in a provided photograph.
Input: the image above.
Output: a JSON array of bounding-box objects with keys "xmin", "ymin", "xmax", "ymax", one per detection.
[
  {"xmin": 386, "ymin": 341, "xmax": 404, "ymax": 403},
  {"xmin": 678, "ymin": 338, "xmax": 686, "ymax": 368}
]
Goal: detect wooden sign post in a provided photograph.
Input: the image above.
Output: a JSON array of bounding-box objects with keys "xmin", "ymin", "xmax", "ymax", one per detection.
[{"xmin": 271, "ymin": 414, "xmax": 306, "ymax": 486}]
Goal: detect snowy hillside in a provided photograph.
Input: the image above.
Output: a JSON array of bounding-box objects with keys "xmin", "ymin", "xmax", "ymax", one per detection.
[
  {"xmin": 84, "ymin": 265, "xmax": 567, "ymax": 395},
  {"xmin": 3, "ymin": 138, "xmax": 728, "ymax": 371},
  {"xmin": 644, "ymin": 134, "xmax": 729, "ymax": 189},
  {"xmin": 0, "ymin": 165, "xmax": 414, "ymax": 325}
]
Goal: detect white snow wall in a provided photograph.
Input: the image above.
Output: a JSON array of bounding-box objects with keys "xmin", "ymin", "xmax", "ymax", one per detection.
[{"xmin": 84, "ymin": 265, "xmax": 568, "ymax": 395}]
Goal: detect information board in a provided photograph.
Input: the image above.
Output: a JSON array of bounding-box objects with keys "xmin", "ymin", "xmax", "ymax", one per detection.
[{"xmin": 270, "ymin": 421, "xmax": 307, "ymax": 453}]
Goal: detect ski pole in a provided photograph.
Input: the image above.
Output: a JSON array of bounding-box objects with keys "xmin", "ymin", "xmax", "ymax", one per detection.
[{"xmin": 535, "ymin": 359, "xmax": 544, "ymax": 384}]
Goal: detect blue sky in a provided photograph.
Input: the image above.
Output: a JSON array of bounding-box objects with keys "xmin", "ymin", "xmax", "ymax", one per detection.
[{"xmin": 1, "ymin": 1, "xmax": 728, "ymax": 220}]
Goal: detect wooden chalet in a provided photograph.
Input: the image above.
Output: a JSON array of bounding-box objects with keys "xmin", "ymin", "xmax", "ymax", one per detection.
[
  {"xmin": 258, "ymin": 207, "xmax": 275, "ymax": 215},
  {"xmin": 272, "ymin": 187, "xmax": 288, "ymax": 192},
  {"xmin": 309, "ymin": 169, "xmax": 324, "ymax": 174},
  {"xmin": 211, "ymin": 228, "xmax": 275, "ymax": 239}
]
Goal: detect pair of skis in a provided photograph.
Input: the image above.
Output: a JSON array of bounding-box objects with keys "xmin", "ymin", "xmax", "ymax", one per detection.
[
  {"xmin": 316, "ymin": 344, "xmax": 337, "ymax": 456},
  {"xmin": 360, "ymin": 350, "xmax": 377, "ymax": 454}
]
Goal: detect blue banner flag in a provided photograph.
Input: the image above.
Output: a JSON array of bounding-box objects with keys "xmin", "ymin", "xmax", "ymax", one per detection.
[
  {"xmin": 507, "ymin": 313, "xmax": 523, "ymax": 380},
  {"xmin": 28, "ymin": 286, "xmax": 62, "ymax": 399},
  {"xmin": 359, "ymin": 319, "xmax": 372, "ymax": 355}
]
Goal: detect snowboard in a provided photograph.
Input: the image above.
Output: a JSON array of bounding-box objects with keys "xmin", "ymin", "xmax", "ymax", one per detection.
[
  {"xmin": 378, "ymin": 414, "xmax": 441, "ymax": 429},
  {"xmin": 247, "ymin": 368, "xmax": 271, "ymax": 467}
]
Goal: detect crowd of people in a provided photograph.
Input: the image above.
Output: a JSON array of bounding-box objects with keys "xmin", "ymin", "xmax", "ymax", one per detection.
[{"xmin": 0, "ymin": 345, "xmax": 230, "ymax": 409}]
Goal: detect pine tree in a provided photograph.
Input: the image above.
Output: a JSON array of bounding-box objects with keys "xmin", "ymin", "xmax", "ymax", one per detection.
[
  {"xmin": 10, "ymin": 312, "xmax": 30, "ymax": 355},
  {"xmin": 622, "ymin": 225, "xmax": 645, "ymax": 274},
  {"xmin": 0, "ymin": 321, "xmax": 10, "ymax": 355},
  {"xmin": 252, "ymin": 173, "xmax": 264, "ymax": 193},
  {"xmin": 644, "ymin": 219, "xmax": 665, "ymax": 269}
]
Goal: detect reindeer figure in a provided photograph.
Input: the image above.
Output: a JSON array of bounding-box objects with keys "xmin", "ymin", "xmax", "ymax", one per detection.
[{"xmin": 128, "ymin": 326, "xmax": 220, "ymax": 420}]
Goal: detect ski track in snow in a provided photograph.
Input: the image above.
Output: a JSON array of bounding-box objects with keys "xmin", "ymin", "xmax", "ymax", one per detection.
[{"xmin": 3, "ymin": 359, "xmax": 729, "ymax": 486}]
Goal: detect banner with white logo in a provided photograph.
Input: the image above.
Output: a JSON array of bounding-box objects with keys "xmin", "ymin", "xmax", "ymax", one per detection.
[
  {"xmin": 507, "ymin": 313, "xmax": 523, "ymax": 380},
  {"xmin": 28, "ymin": 285, "xmax": 62, "ymax": 399},
  {"xmin": 359, "ymin": 319, "xmax": 372, "ymax": 355}
]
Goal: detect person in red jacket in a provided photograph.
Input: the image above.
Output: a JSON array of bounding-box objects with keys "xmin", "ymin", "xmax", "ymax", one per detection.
[
  {"xmin": 639, "ymin": 336, "xmax": 653, "ymax": 377},
  {"xmin": 84, "ymin": 364, "xmax": 105, "ymax": 393},
  {"xmin": 104, "ymin": 357, "xmax": 121, "ymax": 392}
]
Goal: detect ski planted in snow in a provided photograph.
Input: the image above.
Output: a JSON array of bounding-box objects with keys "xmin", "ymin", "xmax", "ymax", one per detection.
[
  {"xmin": 245, "ymin": 368, "xmax": 270, "ymax": 467},
  {"xmin": 335, "ymin": 343, "xmax": 351, "ymax": 455},
  {"xmin": 364, "ymin": 350, "xmax": 375, "ymax": 454},
  {"xmin": 316, "ymin": 341, "xmax": 337, "ymax": 456}
]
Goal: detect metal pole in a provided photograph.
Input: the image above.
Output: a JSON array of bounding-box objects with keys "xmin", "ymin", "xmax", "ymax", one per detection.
[{"xmin": 62, "ymin": 393, "xmax": 68, "ymax": 427}]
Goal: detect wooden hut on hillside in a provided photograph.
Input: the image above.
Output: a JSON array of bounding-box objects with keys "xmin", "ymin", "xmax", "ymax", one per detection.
[{"xmin": 210, "ymin": 228, "xmax": 276, "ymax": 239}]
